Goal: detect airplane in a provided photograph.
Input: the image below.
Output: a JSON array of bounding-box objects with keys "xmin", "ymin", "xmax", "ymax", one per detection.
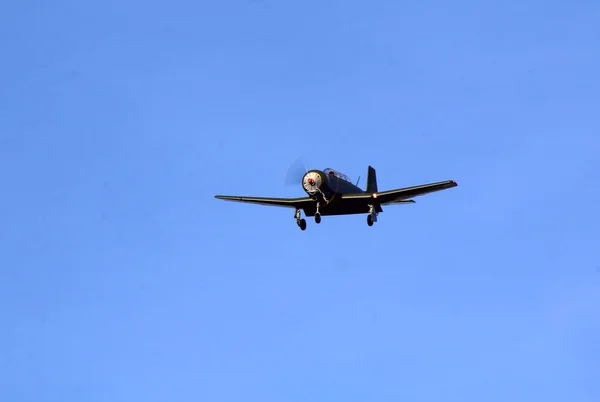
[{"xmin": 214, "ymin": 165, "xmax": 457, "ymax": 230}]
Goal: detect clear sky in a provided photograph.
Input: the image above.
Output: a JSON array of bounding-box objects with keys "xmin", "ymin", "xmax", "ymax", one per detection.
[{"xmin": 1, "ymin": 1, "xmax": 599, "ymax": 401}]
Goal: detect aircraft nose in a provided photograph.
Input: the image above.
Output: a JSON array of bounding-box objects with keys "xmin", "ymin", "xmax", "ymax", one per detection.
[{"xmin": 308, "ymin": 178, "xmax": 314, "ymax": 185}]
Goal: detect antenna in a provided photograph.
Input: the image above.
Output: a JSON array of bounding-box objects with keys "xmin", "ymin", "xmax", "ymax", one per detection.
[{"xmin": 355, "ymin": 176, "xmax": 361, "ymax": 187}]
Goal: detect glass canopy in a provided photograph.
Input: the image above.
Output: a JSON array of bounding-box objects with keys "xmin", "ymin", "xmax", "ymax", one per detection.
[{"xmin": 323, "ymin": 168, "xmax": 352, "ymax": 183}]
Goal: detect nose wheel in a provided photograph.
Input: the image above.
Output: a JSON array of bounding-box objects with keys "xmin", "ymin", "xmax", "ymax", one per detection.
[{"xmin": 314, "ymin": 201, "xmax": 322, "ymax": 224}]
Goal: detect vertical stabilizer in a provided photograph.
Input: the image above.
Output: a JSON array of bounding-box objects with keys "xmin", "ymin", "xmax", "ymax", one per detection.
[{"xmin": 366, "ymin": 166, "xmax": 378, "ymax": 193}]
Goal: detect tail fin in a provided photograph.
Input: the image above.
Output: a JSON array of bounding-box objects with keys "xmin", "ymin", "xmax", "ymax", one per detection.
[{"xmin": 366, "ymin": 166, "xmax": 378, "ymax": 193}]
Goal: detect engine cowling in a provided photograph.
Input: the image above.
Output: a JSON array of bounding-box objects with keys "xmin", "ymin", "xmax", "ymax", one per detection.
[{"xmin": 302, "ymin": 170, "xmax": 327, "ymax": 195}]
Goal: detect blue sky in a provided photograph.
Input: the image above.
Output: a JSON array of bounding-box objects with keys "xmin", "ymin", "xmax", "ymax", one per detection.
[{"xmin": 1, "ymin": 0, "xmax": 599, "ymax": 400}]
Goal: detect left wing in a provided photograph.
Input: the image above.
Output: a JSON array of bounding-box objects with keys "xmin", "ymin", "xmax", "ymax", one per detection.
[
  {"xmin": 342, "ymin": 180, "xmax": 457, "ymax": 205},
  {"xmin": 214, "ymin": 195, "xmax": 314, "ymax": 209}
]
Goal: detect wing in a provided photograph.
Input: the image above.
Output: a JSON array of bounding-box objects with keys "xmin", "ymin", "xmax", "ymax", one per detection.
[
  {"xmin": 214, "ymin": 195, "xmax": 314, "ymax": 209},
  {"xmin": 342, "ymin": 180, "xmax": 457, "ymax": 205}
]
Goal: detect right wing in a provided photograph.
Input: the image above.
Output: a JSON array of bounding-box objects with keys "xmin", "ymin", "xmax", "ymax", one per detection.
[
  {"xmin": 214, "ymin": 195, "xmax": 314, "ymax": 209},
  {"xmin": 342, "ymin": 180, "xmax": 457, "ymax": 205}
]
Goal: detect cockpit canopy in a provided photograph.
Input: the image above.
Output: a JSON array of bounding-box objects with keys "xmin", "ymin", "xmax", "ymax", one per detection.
[{"xmin": 323, "ymin": 168, "xmax": 351, "ymax": 183}]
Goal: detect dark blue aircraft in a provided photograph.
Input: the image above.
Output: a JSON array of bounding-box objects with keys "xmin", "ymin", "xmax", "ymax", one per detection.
[{"xmin": 215, "ymin": 166, "xmax": 457, "ymax": 230}]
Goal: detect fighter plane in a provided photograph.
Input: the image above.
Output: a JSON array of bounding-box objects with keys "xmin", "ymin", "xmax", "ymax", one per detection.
[{"xmin": 214, "ymin": 166, "xmax": 457, "ymax": 230}]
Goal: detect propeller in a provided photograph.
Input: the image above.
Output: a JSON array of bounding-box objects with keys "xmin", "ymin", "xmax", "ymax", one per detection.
[{"xmin": 283, "ymin": 156, "xmax": 309, "ymax": 186}]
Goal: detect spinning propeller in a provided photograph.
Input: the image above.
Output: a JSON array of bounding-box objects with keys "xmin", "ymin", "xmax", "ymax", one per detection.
[{"xmin": 283, "ymin": 156, "xmax": 309, "ymax": 186}]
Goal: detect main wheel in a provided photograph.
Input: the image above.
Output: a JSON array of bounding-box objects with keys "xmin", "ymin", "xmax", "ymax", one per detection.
[
  {"xmin": 367, "ymin": 214, "xmax": 373, "ymax": 226},
  {"xmin": 299, "ymin": 219, "xmax": 307, "ymax": 231},
  {"xmin": 315, "ymin": 213, "xmax": 321, "ymax": 224}
]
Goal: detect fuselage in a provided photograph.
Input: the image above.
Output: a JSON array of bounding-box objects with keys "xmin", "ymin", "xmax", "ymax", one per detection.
[
  {"xmin": 299, "ymin": 168, "xmax": 381, "ymax": 217},
  {"xmin": 302, "ymin": 168, "xmax": 363, "ymax": 201}
]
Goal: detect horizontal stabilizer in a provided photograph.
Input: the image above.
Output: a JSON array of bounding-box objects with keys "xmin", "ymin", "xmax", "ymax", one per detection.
[{"xmin": 386, "ymin": 199, "xmax": 415, "ymax": 204}]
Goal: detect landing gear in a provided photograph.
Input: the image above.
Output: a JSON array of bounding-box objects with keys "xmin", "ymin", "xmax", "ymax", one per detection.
[
  {"xmin": 314, "ymin": 203, "xmax": 321, "ymax": 224},
  {"xmin": 298, "ymin": 219, "xmax": 307, "ymax": 230},
  {"xmin": 295, "ymin": 209, "xmax": 307, "ymax": 231},
  {"xmin": 367, "ymin": 204, "xmax": 378, "ymax": 227}
]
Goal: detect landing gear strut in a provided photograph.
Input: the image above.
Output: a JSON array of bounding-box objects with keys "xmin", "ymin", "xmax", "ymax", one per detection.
[
  {"xmin": 295, "ymin": 209, "xmax": 306, "ymax": 231},
  {"xmin": 315, "ymin": 203, "xmax": 321, "ymax": 224},
  {"xmin": 367, "ymin": 204, "xmax": 377, "ymax": 227}
]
